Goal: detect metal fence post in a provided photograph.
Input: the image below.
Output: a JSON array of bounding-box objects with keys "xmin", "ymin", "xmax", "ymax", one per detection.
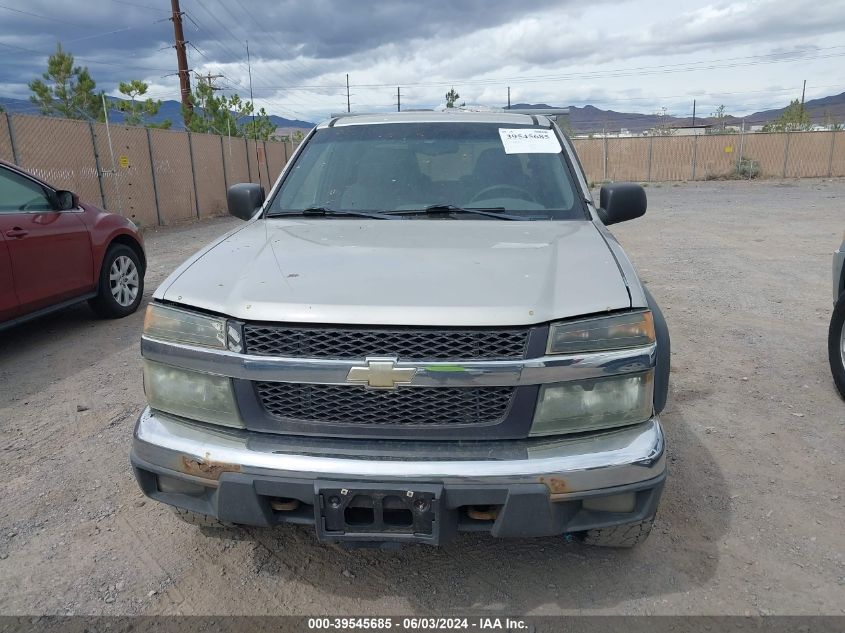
[
  {"xmin": 782, "ymin": 131, "xmax": 791, "ymax": 178},
  {"xmin": 220, "ymin": 134, "xmax": 229, "ymax": 192},
  {"xmin": 5, "ymin": 114, "xmax": 19, "ymax": 165},
  {"xmin": 736, "ymin": 121, "xmax": 745, "ymax": 176},
  {"xmin": 602, "ymin": 135, "xmax": 608, "ymax": 181},
  {"xmin": 262, "ymin": 140, "xmax": 272, "ymax": 189},
  {"xmin": 145, "ymin": 127, "xmax": 162, "ymax": 226},
  {"xmin": 87, "ymin": 120, "xmax": 107, "ymax": 208},
  {"xmin": 828, "ymin": 131, "xmax": 837, "ymax": 178},
  {"xmin": 647, "ymin": 135, "xmax": 654, "ymax": 182},
  {"xmin": 691, "ymin": 134, "xmax": 698, "ymax": 181},
  {"xmin": 245, "ymin": 137, "xmax": 253, "ymax": 183},
  {"xmin": 187, "ymin": 131, "xmax": 200, "ymax": 219}
]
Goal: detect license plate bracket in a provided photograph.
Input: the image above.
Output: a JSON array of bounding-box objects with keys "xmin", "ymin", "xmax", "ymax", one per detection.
[{"xmin": 314, "ymin": 481, "xmax": 442, "ymax": 544}]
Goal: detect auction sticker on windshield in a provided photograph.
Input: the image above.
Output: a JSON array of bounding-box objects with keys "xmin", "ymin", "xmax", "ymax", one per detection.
[{"xmin": 498, "ymin": 128, "xmax": 562, "ymax": 154}]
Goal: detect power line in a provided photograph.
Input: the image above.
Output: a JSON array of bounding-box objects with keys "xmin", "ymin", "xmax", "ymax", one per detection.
[
  {"xmin": 180, "ymin": 0, "xmax": 312, "ymax": 119},
  {"xmin": 245, "ymin": 46, "xmax": 845, "ymax": 92},
  {"xmin": 186, "ymin": 40, "xmax": 211, "ymax": 62},
  {"xmin": 192, "ymin": 0, "xmax": 320, "ymax": 114},
  {"xmin": 228, "ymin": 0, "xmax": 319, "ymax": 87},
  {"xmin": 110, "ymin": 0, "xmax": 169, "ymax": 12},
  {"xmin": 185, "ymin": 0, "xmax": 335, "ymax": 115},
  {"xmin": 0, "ymin": 40, "xmax": 174, "ymax": 72},
  {"xmin": 0, "ymin": 2, "xmax": 166, "ymax": 45},
  {"xmin": 0, "ymin": 2, "xmax": 86, "ymax": 27}
]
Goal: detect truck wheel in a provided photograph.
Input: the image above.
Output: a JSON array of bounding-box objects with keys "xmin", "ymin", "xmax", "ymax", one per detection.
[
  {"xmin": 171, "ymin": 507, "xmax": 231, "ymax": 529},
  {"xmin": 581, "ymin": 517, "xmax": 654, "ymax": 548},
  {"xmin": 88, "ymin": 244, "xmax": 144, "ymax": 318},
  {"xmin": 829, "ymin": 292, "xmax": 845, "ymax": 399}
]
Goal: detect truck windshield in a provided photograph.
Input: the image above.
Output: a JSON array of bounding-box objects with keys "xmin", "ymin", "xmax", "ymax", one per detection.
[{"xmin": 268, "ymin": 122, "xmax": 587, "ymax": 220}]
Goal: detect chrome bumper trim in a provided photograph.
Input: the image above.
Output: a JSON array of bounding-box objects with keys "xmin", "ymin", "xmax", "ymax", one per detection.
[
  {"xmin": 140, "ymin": 336, "xmax": 656, "ymax": 387},
  {"xmin": 133, "ymin": 407, "xmax": 665, "ymax": 492}
]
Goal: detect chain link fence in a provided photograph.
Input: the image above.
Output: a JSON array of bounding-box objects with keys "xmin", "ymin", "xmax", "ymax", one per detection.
[
  {"xmin": 571, "ymin": 130, "xmax": 845, "ymax": 185},
  {"xmin": 0, "ymin": 112, "xmax": 301, "ymax": 227},
  {"xmin": 2, "ymin": 113, "xmax": 844, "ymax": 227}
]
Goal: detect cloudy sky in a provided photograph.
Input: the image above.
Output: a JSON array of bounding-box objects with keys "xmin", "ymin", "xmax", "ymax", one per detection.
[{"xmin": 1, "ymin": 0, "xmax": 844, "ymax": 124}]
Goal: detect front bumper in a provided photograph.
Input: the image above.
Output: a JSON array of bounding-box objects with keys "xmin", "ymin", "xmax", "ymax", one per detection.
[{"xmin": 131, "ymin": 407, "xmax": 666, "ymax": 545}]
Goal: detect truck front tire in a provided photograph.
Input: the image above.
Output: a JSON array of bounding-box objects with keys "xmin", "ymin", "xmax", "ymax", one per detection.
[{"xmin": 829, "ymin": 291, "xmax": 845, "ymax": 399}]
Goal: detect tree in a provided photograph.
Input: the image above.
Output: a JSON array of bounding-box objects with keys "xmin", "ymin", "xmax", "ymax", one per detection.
[
  {"xmin": 114, "ymin": 80, "xmax": 170, "ymax": 128},
  {"xmin": 762, "ymin": 99, "xmax": 812, "ymax": 132},
  {"xmin": 183, "ymin": 82, "xmax": 276, "ymax": 139},
  {"xmin": 445, "ymin": 87, "xmax": 460, "ymax": 108},
  {"xmin": 711, "ymin": 104, "xmax": 728, "ymax": 133},
  {"xmin": 29, "ymin": 43, "xmax": 103, "ymax": 120},
  {"xmin": 241, "ymin": 106, "xmax": 277, "ymax": 141},
  {"xmin": 183, "ymin": 82, "xmax": 245, "ymax": 135},
  {"xmin": 651, "ymin": 106, "xmax": 675, "ymax": 136}
]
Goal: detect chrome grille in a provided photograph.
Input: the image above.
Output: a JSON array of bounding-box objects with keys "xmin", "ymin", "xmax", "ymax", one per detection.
[
  {"xmin": 255, "ymin": 383, "xmax": 515, "ymax": 426},
  {"xmin": 242, "ymin": 324, "xmax": 528, "ymax": 360}
]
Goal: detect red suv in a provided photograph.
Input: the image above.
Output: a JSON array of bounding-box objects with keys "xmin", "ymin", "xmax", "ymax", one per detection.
[{"xmin": 0, "ymin": 160, "xmax": 145, "ymax": 329}]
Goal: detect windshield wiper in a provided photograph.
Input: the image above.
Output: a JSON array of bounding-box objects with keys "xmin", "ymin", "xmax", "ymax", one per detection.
[
  {"xmin": 386, "ymin": 204, "xmax": 527, "ymax": 221},
  {"xmin": 267, "ymin": 206, "xmax": 398, "ymax": 220}
]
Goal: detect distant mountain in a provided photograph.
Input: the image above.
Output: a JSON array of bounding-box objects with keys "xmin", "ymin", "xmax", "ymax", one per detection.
[
  {"xmin": 745, "ymin": 92, "xmax": 845, "ymax": 126},
  {"xmin": 0, "ymin": 96, "xmax": 41, "ymax": 116},
  {"xmin": 0, "ymin": 96, "xmax": 314, "ymax": 131},
  {"xmin": 512, "ymin": 92, "xmax": 845, "ymax": 133},
  {"xmin": 5, "ymin": 90, "xmax": 844, "ymax": 135}
]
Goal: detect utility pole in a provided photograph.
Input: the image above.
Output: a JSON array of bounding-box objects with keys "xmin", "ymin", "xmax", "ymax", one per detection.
[
  {"xmin": 195, "ymin": 71, "xmax": 223, "ymax": 112},
  {"xmin": 246, "ymin": 40, "xmax": 256, "ymax": 140},
  {"xmin": 170, "ymin": 0, "xmax": 192, "ymax": 125},
  {"xmin": 801, "ymin": 79, "xmax": 807, "ymax": 117},
  {"xmin": 507, "ymin": 86, "xmax": 511, "ymax": 110},
  {"xmin": 346, "ymin": 74, "xmax": 350, "ymax": 113},
  {"xmin": 396, "ymin": 86, "xmax": 401, "ymax": 112},
  {"xmin": 692, "ymin": 99, "xmax": 696, "ymax": 127},
  {"xmin": 197, "ymin": 71, "xmax": 224, "ymax": 87}
]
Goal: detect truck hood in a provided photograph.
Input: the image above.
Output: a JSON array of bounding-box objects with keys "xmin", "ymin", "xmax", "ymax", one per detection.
[{"xmin": 158, "ymin": 219, "xmax": 631, "ymax": 326}]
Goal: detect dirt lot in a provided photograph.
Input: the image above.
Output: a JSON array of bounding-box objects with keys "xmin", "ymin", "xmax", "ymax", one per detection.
[{"xmin": 0, "ymin": 179, "xmax": 843, "ymax": 616}]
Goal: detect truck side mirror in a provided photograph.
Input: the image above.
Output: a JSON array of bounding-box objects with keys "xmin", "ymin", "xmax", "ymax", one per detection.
[
  {"xmin": 597, "ymin": 183, "xmax": 647, "ymax": 225},
  {"xmin": 227, "ymin": 183, "xmax": 265, "ymax": 221}
]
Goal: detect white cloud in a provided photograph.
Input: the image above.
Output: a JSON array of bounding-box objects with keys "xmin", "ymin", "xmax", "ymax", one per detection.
[{"xmin": 1, "ymin": 0, "xmax": 844, "ymax": 122}]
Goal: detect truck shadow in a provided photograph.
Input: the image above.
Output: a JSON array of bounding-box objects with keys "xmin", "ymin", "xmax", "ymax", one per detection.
[{"xmin": 206, "ymin": 406, "xmax": 729, "ymax": 612}]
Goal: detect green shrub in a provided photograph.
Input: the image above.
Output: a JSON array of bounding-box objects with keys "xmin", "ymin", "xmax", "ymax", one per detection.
[{"xmin": 736, "ymin": 157, "xmax": 760, "ymax": 179}]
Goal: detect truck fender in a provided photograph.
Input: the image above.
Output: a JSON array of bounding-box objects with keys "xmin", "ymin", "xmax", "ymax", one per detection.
[{"xmin": 644, "ymin": 286, "xmax": 670, "ymax": 414}]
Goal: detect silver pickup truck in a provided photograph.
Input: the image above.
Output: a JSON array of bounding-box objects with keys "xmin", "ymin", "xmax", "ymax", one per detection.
[{"xmin": 132, "ymin": 111, "xmax": 670, "ymax": 547}]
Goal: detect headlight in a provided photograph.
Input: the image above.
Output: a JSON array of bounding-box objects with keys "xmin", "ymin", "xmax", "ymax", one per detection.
[
  {"xmin": 547, "ymin": 311, "xmax": 654, "ymax": 355},
  {"xmin": 142, "ymin": 360, "xmax": 243, "ymax": 428},
  {"xmin": 144, "ymin": 303, "xmax": 226, "ymax": 349},
  {"xmin": 530, "ymin": 371, "xmax": 653, "ymax": 436}
]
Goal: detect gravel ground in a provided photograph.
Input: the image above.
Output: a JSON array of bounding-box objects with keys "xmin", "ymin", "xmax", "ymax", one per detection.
[{"xmin": 0, "ymin": 178, "xmax": 843, "ymax": 616}]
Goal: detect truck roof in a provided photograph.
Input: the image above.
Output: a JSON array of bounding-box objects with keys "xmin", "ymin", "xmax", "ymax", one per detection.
[{"xmin": 316, "ymin": 110, "xmax": 553, "ymax": 129}]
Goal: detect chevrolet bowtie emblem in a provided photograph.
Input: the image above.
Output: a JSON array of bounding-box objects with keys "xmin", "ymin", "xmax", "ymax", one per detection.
[{"xmin": 346, "ymin": 358, "xmax": 416, "ymax": 389}]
